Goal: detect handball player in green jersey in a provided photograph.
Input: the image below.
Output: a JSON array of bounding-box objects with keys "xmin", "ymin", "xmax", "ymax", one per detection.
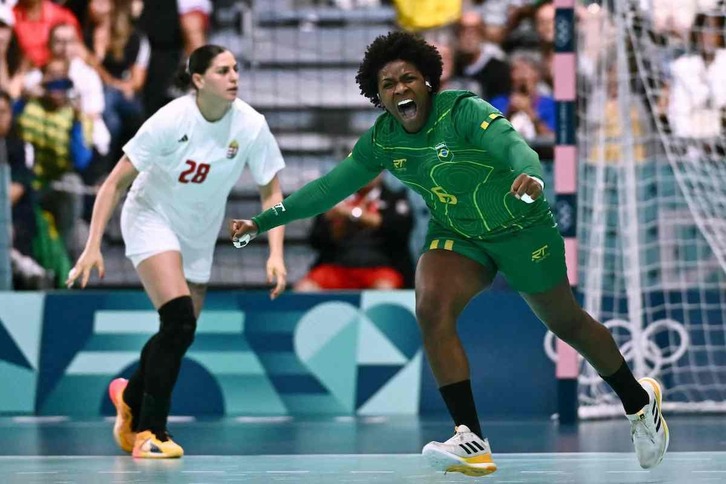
[{"xmin": 230, "ymin": 32, "xmax": 668, "ymax": 476}]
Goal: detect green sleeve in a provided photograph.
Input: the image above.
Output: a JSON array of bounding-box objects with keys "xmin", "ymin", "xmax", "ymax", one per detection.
[
  {"xmin": 453, "ymin": 97, "xmax": 544, "ymax": 182},
  {"xmin": 252, "ymin": 133, "xmax": 383, "ymax": 233}
]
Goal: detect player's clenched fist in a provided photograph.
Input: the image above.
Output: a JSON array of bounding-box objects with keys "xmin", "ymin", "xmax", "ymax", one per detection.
[
  {"xmin": 229, "ymin": 219, "xmax": 259, "ymax": 248},
  {"xmin": 510, "ymin": 174, "xmax": 543, "ymax": 204}
]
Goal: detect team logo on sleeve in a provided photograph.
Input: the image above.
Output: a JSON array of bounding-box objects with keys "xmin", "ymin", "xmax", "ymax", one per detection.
[
  {"xmin": 272, "ymin": 202, "xmax": 286, "ymax": 215},
  {"xmin": 226, "ymin": 140, "xmax": 239, "ymax": 159},
  {"xmin": 435, "ymin": 142, "xmax": 454, "ymax": 162},
  {"xmin": 531, "ymin": 244, "xmax": 550, "ymax": 262}
]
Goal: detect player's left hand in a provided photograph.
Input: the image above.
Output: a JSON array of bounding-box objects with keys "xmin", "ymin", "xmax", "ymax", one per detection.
[
  {"xmin": 266, "ymin": 254, "xmax": 287, "ymax": 300},
  {"xmin": 510, "ymin": 174, "xmax": 543, "ymax": 204}
]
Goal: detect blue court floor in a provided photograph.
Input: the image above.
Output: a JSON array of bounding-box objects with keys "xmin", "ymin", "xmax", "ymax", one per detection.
[{"xmin": 0, "ymin": 415, "xmax": 724, "ymax": 483}]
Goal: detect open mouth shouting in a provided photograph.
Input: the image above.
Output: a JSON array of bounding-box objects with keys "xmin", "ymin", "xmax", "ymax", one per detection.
[{"xmin": 397, "ymin": 98, "xmax": 418, "ymax": 120}]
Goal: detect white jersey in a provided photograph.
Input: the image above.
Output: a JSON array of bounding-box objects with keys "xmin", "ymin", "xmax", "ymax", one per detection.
[{"xmin": 122, "ymin": 94, "xmax": 284, "ymax": 251}]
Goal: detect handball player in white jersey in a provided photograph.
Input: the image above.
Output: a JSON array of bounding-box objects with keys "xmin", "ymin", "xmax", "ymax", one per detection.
[{"xmin": 66, "ymin": 45, "xmax": 287, "ymax": 458}]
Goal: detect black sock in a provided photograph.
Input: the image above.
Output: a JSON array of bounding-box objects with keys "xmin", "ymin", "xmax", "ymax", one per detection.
[
  {"xmin": 601, "ymin": 360, "xmax": 649, "ymax": 414},
  {"xmin": 124, "ymin": 334, "xmax": 160, "ymax": 431},
  {"xmin": 138, "ymin": 392, "xmax": 171, "ymax": 438},
  {"xmin": 138, "ymin": 296, "xmax": 196, "ymax": 431},
  {"xmin": 439, "ymin": 380, "xmax": 483, "ymax": 438}
]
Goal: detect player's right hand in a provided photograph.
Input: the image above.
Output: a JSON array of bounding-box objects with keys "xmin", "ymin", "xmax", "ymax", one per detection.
[
  {"xmin": 66, "ymin": 247, "xmax": 105, "ymax": 289},
  {"xmin": 230, "ymin": 219, "xmax": 259, "ymax": 248}
]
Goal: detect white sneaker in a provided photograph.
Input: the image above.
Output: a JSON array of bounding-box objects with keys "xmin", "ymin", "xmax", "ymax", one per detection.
[
  {"xmin": 422, "ymin": 425, "xmax": 497, "ymax": 477},
  {"xmin": 627, "ymin": 377, "xmax": 670, "ymax": 469}
]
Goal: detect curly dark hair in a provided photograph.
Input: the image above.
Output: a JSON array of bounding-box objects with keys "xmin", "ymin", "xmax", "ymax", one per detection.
[{"xmin": 355, "ymin": 31, "xmax": 443, "ymax": 108}]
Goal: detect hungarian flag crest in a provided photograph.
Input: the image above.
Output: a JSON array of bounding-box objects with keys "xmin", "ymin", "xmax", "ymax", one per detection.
[{"xmin": 226, "ymin": 140, "xmax": 239, "ymax": 159}]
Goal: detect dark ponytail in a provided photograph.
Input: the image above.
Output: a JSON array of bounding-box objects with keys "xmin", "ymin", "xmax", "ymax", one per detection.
[{"xmin": 174, "ymin": 44, "xmax": 229, "ymax": 91}]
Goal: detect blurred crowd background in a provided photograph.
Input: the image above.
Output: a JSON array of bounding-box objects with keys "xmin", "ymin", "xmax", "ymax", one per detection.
[{"xmin": 0, "ymin": 0, "xmax": 724, "ymax": 292}]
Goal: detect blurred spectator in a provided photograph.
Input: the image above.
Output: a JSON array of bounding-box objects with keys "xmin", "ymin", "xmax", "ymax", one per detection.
[
  {"xmin": 496, "ymin": 0, "xmax": 541, "ymax": 51},
  {"xmin": 295, "ymin": 175, "xmax": 414, "ymax": 291},
  {"xmin": 642, "ymin": 0, "xmax": 721, "ymax": 46},
  {"xmin": 578, "ymin": 2, "xmax": 616, "ymax": 84},
  {"xmin": 24, "ymin": 23, "xmax": 110, "ymax": 162},
  {"xmin": 533, "ymin": 0, "xmax": 554, "ymax": 88},
  {"xmin": 138, "ymin": 0, "xmax": 212, "ymax": 115},
  {"xmin": 392, "ymin": 0, "xmax": 462, "ymax": 44},
  {"xmin": 12, "ymin": 0, "xmax": 80, "ymax": 67},
  {"xmin": 16, "ymin": 57, "xmax": 93, "ymax": 258},
  {"xmin": 470, "ymin": 0, "xmax": 509, "ymax": 44},
  {"xmin": 0, "ymin": 89, "xmax": 33, "ymax": 257},
  {"xmin": 453, "ymin": 10, "xmax": 510, "ymax": 100},
  {"xmin": 83, "ymin": 0, "xmax": 148, "ymax": 161},
  {"xmin": 490, "ymin": 51, "xmax": 554, "ymax": 140},
  {"xmin": 432, "ymin": 40, "xmax": 480, "ymax": 93},
  {"xmin": 0, "ymin": 4, "xmax": 27, "ymax": 99},
  {"xmin": 0, "ymin": 89, "xmax": 54, "ymax": 289},
  {"xmin": 586, "ymin": 64, "xmax": 649, "ymax": 164},
  {"xmin": 667, "ymin": 9, "xmax": 726, "ymax": 139}
]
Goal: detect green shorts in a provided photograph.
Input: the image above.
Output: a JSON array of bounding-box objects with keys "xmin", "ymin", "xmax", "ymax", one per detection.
[{"xmin": 423, "ymin": 218, "xmax": 567, "ymax": 294}]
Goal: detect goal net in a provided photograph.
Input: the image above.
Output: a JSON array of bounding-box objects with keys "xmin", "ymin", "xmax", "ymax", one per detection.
[{"xmin": 575, "ymin": 0, "xmax": 726, "ymax": 417}]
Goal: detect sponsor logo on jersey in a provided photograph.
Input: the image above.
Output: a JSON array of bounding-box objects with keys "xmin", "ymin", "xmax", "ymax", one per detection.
[
  {"xmin": 531, "ymin": 244, "xmax": 549, "ymax": 262},
  {"xmin": 392, "ymin": 158, "xmax": 407, "ymax": 170},
  {"xmin": 272, "ymin": 202, "xmax": 286, "ymax": 215},
  {"xmin": 435, "ymin": 142, "xmax": 454, "ymax": 162},
  {"xmin": 178, "ymin": 134, "xmax": 188, "ymax": 143},
  {"xmin": 227, "ymin": 140, "xmax": 239, "ymax": 158}
]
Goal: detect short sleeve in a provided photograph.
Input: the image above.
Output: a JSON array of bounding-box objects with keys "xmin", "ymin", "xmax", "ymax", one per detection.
[
  {"xmin": 122, "ymin": 107, "xmax": 176, "ymax": 172},
  {"xmin": 134, "ymin": 34, "xmax": 151, "ymax": 69},
  {"xmin": 452, "ymin": 96, "xmax": 506, "ymax": 147},
  {"xmin": 452, "ymin": 97, "xmax": 503, "ymax": 146},
  {"xmin": 78, "ymin": 65, "xmax": 105, "ymax": 115},
  {"xmin": 247, "ymin": 121, "xmax": 285, "ymax": 186},
  {"xmin": 350, "ymin": 127, "xmax": 384, "ymax": 171}
]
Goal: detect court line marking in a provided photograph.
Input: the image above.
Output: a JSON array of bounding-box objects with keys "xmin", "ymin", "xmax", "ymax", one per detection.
[
  {"xmin": 1, "ymin": 452, "xmax": 725, "ymax": 460},
  {"xmin": 167, "ymin": 416, "xmax": 196, "ymax": 422},
  {"xmin": 11, "ymin": 416, "xmax": 69, "ymax": 424},
  {"xmin": 235, "ymin": 416, "xmax": 293, "ymax": 423}
]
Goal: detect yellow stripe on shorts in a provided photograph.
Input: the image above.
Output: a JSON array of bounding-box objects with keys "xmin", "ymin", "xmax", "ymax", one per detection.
[
  {"xmin": 429, "ymin": 239, "xmax": 440, "ymax": 250},
  {"xmin": 444, "ymin": 240, "xmax": 454, "ymax": 251}
]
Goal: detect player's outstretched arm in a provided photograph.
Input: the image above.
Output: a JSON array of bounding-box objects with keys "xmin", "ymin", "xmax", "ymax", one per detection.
[
  {"xmin": 66, "ymin": 156, "xmax": 139, "ymax": 288},
  {"xmin": 230, "ymin": 155, "xmax": 381, "ymax": 244}
]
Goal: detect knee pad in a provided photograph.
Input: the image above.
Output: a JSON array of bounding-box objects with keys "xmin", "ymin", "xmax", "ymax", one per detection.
[{"xmin": 158, "ymin": 295, "xmax": 197, "ymax": 354}]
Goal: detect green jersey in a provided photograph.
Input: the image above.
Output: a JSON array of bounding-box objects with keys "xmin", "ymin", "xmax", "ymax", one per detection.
[
  {"xmin": 253, "ymin": 90, "xmax": 550, "ymax": 239},
  {"xmin": 351, "ymin": 90, "xmax": 549, "ymax": 238}
]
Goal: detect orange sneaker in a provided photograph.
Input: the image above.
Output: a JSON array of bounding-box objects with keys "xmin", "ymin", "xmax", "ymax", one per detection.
[
  {"xmin": 108, "ymin": 378, "xmax": 136, "ymax": 453},
  {"xmin": 132, "ymin": 430, "xmax": 184, "ymax": 458}
]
